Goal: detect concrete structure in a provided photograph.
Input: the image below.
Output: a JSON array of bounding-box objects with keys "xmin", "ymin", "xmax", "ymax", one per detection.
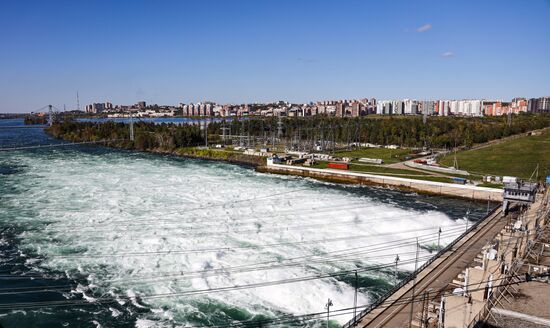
[
  {"xmin": 263, "ymin": 163, "xmax": 502, "ymax": 201},
  {"xmin": 344, "ymin": 187, "xmax": 549, "ymax": 328},
  {"xmin": 344, "ymin": 206, "xmax": 509, "ymax": 328},
  {"xmin": 502, "ymin": 180, "xmax": 538, "ymax": 217},
  {"xmin": 437, "ymin": 189, "xmax": 549, "ymax": 328}
]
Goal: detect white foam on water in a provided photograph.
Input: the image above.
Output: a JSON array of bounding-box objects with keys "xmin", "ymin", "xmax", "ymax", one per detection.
[{"xmin": 1, "ymin": 150, "xmax": 467, "ymax": 326}]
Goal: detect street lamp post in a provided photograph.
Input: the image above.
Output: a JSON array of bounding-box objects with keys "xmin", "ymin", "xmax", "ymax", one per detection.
[
  {"xmin": 394, "ymin": 254, "xmax": 400, "ymax": 285},
  {"xmin": 325, "ymin": 298, "xmax": 333, "ymax": 328}
]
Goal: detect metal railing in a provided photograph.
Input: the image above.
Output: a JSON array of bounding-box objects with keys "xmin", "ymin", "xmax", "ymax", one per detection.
[{"xmin": 343, "ymin": 205, "xmax": 502, "ymax": 328}]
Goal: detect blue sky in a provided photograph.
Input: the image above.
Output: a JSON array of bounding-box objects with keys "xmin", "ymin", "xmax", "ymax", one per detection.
[{"xmin": 1, "ymin": 0, "xmax": 549, "ymax": 112}]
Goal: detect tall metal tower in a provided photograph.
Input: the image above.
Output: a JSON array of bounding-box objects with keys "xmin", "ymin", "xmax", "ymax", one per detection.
[
  {"xmin": 204, "ymin": 120, "xmax": 209, "ymax": 147},
  {"xmin": 76, "ymin": 91, "xmax": 80, "ymax": 111},
  {"xmin": 221, "ymin": 121, "xmax": 230, "ymax": 145},
  {"xmin": 277, "ymin": 115, "xmax": 283, "ymax": 138},
  {"xmin": 48, "ymin": 105, "xmax": 54, "ymax": 126},
  {"xmin": 240, "ymin": 119, "xmax": 245, "ymax": 147},
  {"xmin": 246, "ymin": 120, "xmax": 250, "ymax": 148},
  {"xmin": 129, "ymin": 112, "xmax": 134, "ymax": 141}
]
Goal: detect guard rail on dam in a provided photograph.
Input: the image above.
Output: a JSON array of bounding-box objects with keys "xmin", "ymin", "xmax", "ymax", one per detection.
[
  {"xmin": 263, "ymin": 163, "xmax": 502, "ymax": 201},
  {"xmin": 344, "ymin": 187, "xmax": 550, "ymax": 328},
  {"xmin": 342, "ymin": 205, "xmax": 503, "ymax": 328}
]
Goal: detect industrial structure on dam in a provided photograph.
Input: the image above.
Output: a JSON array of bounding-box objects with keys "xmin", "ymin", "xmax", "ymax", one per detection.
[{"xmin": 344, "ymin": 182, "xmax": 550, "ymax": 328}]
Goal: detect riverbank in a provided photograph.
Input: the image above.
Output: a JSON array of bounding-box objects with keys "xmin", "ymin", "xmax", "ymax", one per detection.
[{"xmin": 173, "ymin": 147, "xmax": 265, "ymax": 167}]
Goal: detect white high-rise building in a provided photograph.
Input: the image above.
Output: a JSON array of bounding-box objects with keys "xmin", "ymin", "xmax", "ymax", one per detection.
[{"xmin": 404, "ymin": 99, "xmax": 418, "ymax": 115}]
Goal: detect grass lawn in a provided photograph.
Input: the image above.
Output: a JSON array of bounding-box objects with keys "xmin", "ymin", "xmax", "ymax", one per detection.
[
  {"xmin": 334, "ymin": 148, "xmax": 411, "ymax": 164},
  {"xmin": 477, "ymin": 182, "xmax": 503, "ymax": 189},
  {"xmin": 439, "ymin": 131, "xmax": 550, "ymax": 180}
]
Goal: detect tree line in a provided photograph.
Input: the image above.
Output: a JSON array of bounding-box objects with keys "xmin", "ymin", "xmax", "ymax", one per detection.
[
  {"xmin": 47, "ymin": 113, "xmax": 550, "ymax": 152},
  {"xmin": 211, "ymin": 113, "xmax": 550, "ymax": 149},
  {"xmin": 46, "ymin": 120, "xmax": 206, "ymax": 151}
]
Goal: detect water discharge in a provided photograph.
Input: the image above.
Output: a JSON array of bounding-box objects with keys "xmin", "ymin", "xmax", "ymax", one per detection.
[{"xmin": 0, "ymin": 119, "xmax": 486, "ymax": 327}]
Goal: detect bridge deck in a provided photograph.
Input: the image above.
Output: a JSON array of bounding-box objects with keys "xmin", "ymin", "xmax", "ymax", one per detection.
[{"xmin": 353, "ymin": 207, "xmax": 508, "ymax": 328}]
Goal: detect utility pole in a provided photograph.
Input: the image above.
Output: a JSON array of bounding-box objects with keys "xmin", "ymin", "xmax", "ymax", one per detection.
[
  {"xmin": 409, "ymin": 238, "xmax": 420, "ymax": 328},
  {"xmin": 247, "ymin": 120, "xmax": 250, "ymax": 148},
  {"xmin": 421, "ymin": 290, "xmax": 432, "ymax": 328},
  {"xmin": 394, "ymin": 254, "xmax": 400, "ymax": 285},
  {"xmin": 129, "ymin": 111, "xmax": 134, "ymax": 141},
  {"xmin": 277, "ymin": 115, "xmax": 283, "ymax": 151},
  {"xmin": 353, "ymin": 270, "xmax": 358, "ymax": 326},
  {"xmin": 204, "ymin": 121, "xmax": 208, "ymax": 147},
  {"xmin": 453, "ymin": 138, "xmax": 458, "ymax": 169},
  {"xmin": 240, "ymin": 120, "xmax": 245, "ymax": 147},
  {"xmin": 330, "ymin": 122, "xmax": 335, "ymax": 154},
  {"xmin": 325, "ymin": 298, "xmax": 333, "ymax": 328},
  {"xmin": 438, "ymin": 296, "xmax": 445, "ymax": 328}
]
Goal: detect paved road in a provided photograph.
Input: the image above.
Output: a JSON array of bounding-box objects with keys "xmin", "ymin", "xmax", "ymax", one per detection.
[{"xmin": 352, "ymin": 207, "xmax": 508, "ymax": 328}]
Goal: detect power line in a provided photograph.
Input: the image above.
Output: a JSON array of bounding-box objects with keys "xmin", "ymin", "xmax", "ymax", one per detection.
[
  {"xmin": 0, "ymin": 227, "xmax": 467, "ymax": 295},
  {"xmin": 0, "ymin": 255, "xmax": 432, "ymax": 310},
  {"xmin": 0, "ymin": 139, "xmax": 126, "ymax": 152},
  {"xmin": 1, "ymin": 270, "xmax": 545, "ymax": 328},
  {"xmin": 1, "ymin": 227, "xmax": 463, "ymax": 287},
  {"xmin": 47, "ymin": 225, "xmax": 465, "ymax": 260}
]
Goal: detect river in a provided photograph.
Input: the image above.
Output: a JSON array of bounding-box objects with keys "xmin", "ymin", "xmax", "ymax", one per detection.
[{"xmin": 0, "ymin": 119, "xmax": 486, "ymax": 328}]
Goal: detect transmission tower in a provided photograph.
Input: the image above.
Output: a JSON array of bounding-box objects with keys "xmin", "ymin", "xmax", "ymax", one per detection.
[
  {"xmin": 48, "ymin": 105, "xmax": 54, "ymax": 126},
  {"xmin": 76, "ymin": 91, "xmax": 80, "ymax": 111},
  {"xmin": 240, "ymin": 119, "xmax": 245, "ymax": 147},
  {"xmin": 129, "ymin": 112, "xmax": 134, "ymax": 141},
  {"xmin": 221, "ymin": 122, "xmax": 230, "ymax": 145},
  {"xmin": 277, "ymin": 116, "xmax": 284, "ymax": 151},
  {"xmin": 247, "ymin": 120, "xmax": 250, "ymax": 148},
  {"xmin": 204, "ymin": 121, "xmax": 209, "ymax": 147}
]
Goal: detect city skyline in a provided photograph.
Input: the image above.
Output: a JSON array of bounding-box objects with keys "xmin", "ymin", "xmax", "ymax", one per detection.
[{"xmin": 1, "ymin": 0, "xmax": 550, "ymax": 113}]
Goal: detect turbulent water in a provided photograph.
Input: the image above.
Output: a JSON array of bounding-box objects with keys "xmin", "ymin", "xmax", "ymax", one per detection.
[{"xmin": 0, "ymin": 119, "xmax": 487, "ymax": 328}]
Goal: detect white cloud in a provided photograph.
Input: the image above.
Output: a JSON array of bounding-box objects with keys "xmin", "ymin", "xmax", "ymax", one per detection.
[
  {"xmin": 416, "ymin": 24, "xmax": 432, "ymax": 33},
  {"xmin": 440, "ymin": 51, "xmax": 455, "ymax": 58}
]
